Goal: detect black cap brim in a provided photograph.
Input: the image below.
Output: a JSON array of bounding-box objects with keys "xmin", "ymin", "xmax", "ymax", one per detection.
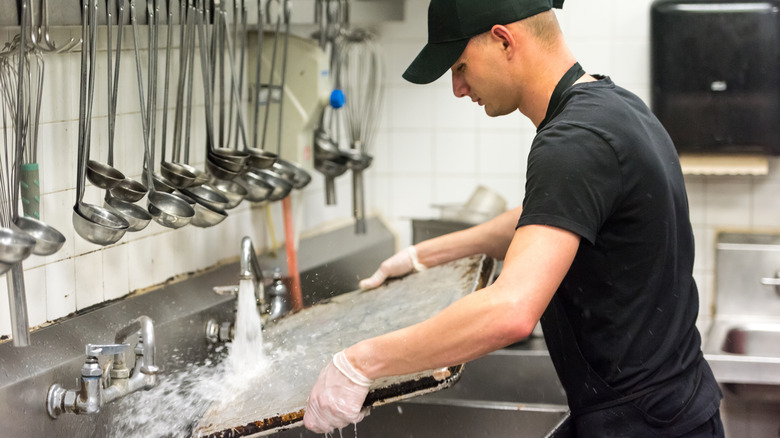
[{"xmin": 402, "ymin": 38, "xmax": 470, "ymax": 85}]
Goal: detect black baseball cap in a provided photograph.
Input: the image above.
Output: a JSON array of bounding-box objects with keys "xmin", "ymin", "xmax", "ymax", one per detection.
[{"xmin": 403, "ymin": 0, "xmax": 566, "ymax": 84}]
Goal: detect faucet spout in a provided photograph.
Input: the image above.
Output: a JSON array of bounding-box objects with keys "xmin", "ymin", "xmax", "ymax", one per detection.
[
  {"xmin": 240, "ymin": 236, "xmax": 266, "ymax": 311},
  {"xmin": 114, "ymin": 315, "xmax": 158, "ymax": 375},
  {"xmin": 46, "ymin": 316, "xmax": 159, "ymax": 418},
  {"xmin": 240, "ymin": 236, "xmax": 264, "ymax": 284}
]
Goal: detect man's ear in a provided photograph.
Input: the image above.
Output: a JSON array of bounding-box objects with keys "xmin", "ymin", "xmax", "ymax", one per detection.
[{"xmin": 490, "ymin": 25, "xmax": 516, "ymax": 59}]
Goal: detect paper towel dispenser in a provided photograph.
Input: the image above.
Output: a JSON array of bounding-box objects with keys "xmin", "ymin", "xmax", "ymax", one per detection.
[{"xmin": 651, "ymin": 0, "xmax": 780, "ymax": 155}]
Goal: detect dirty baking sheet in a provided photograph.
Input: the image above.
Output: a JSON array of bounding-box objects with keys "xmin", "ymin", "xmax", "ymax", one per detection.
[{"xmin": 194, "ymin": 255, "xmax": 494, "ymax": 437}]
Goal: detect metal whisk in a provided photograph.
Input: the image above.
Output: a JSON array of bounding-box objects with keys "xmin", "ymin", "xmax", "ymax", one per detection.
[{"xmin": 339, "ymin": 28, "xmax": 385, "ymax": 233}]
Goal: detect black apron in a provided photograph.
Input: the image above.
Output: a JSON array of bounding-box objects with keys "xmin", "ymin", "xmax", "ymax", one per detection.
[
  {"xmin": 538, "ymin": 63, "xmax": 722, "ymax": 438},
  {"xmin": 542, "ymin": 295, "xmax": 723, "ymax": 438}
]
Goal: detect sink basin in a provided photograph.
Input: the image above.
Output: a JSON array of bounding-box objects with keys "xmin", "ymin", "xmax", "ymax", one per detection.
[
  {"xmin": 721, "ymin": 323, "xmax": 780, "ymax": 357},
  {"xmin": 421, "ymin": 348, "xmax": 567, "ymax": 405},
  {"xmin": 704, "ymin": 320, "xmax": 780, "ymax": 402},
  {"xmin": 273, "ymin": 342, "xmax": 571, "ymax": 438}
]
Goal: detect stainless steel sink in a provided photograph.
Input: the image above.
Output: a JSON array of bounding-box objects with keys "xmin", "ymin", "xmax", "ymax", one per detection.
[
  {"xmin": 704, "ymin": 320, "xmax": 780, "ymax": 402},
  {"xmin": 721, "ymin": 323, "xmax": 780, "ymax": 357},
  {"xmin": 702, "ymin": 233, "xmax": 780, "ymax": 402},
  {"xmin": 273, "ymin": 340, "xmax": 572, "ymax": 438}
]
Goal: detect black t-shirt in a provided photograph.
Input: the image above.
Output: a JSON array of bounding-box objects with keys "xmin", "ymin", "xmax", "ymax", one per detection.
[{"xmin": 516, "ymin": 77, "xmax": 717, "ymax": 420}]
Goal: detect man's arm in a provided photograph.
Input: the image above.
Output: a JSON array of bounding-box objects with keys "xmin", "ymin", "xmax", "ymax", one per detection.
[
  {"xmin": 359, "ymin": 206, "xmax": 524, "ymax": 290},
  {"xmin": 414, "ymin": 206, "xmax": 525, "ymax": 267},
  {"xmin": 347, "ymin": 223, "xmax": 580, "ymax": 379}
]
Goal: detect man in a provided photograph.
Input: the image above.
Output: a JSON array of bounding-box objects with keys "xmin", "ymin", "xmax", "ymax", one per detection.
[{"xmin": 304, "ymin": 0, "xmax": 724, "ymax": 436}]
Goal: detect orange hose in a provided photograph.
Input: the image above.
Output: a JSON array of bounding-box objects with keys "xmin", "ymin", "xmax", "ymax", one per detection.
[{"xmin": 282, "ymin": 196, "xmax": 303, "ymax": 311}]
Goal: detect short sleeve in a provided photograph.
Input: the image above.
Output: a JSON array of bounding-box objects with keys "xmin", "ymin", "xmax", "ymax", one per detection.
[{"xmin": 517, "ymin": 123, "xmax": 622, "ymax": 245}]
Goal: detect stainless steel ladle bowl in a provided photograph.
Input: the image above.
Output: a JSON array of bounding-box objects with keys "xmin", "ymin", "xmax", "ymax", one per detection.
[
  {"xmin": 104, "ymin": 195, "xmax": 152, "ymax": 232},
  {"xmin": 180, "ymin": 163, "xmax": 209, "ymax": 186},
  {"xmin": 236, "ymin": 170, "xmax": 273, "ymax": 202},
  {"xmin": 12, "ymin": 217, "xmax": 66, "ymax": 256},
  {"xmin": 0, "ymin": 227, "xmax": 37, "ymax": 265},
  {"xmin": 273, "ymin": 158, "xmax": 311, "ymax": 189},
  {"xmin": 73, "ymin": 203, "xmax": 129, "ymax": 246},
  {"xmin": 147, "ymin": 191, "xmax": 194, "ymax": 229},
  {"xmin": 245, "ymin": 148, "xmax": 277, "ymax": 169},
  {"xmin": 190, "ymin": 202, "xmax": 228, "ymax": 228},
  {"xmin": 206, "ymin": 158, "xmax": 241, "ymax": 181},
  {"xmin": 152, "ymin": 173, "xmax": 177, "ymax": 193},
  {"xmin": 255, "ymin": 168, "xmax": 293, "ymax": 201},
  {"xmin": 110, "ymin": 177, "xmax": 148, "ymax": 202},
  {"xmin": 180, "ymin": 185, "xmax": 230, "ymax": 211},
  {"xmin": 211, "ymin": 179, "xmax": 247, "ymax": 209},
  {"xmin": 161, "ymin": 161, "xmax": 197, "ymax": 188},
  {"xmin": 87, "ymin": 159, "xmax": 126, "ymax": 190}
]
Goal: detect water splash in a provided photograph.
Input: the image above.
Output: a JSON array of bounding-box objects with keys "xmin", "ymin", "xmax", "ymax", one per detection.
[{"xmin": 110, "ymin": 279, "xmax": 270, "ymax": 437}]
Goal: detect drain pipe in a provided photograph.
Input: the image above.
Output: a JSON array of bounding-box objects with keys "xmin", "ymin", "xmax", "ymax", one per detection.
[{"xmin": 282, "ymin": 196, "xmax": 303, "ymax": 311}]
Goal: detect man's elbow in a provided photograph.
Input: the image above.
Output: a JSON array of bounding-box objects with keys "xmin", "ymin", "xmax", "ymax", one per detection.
[{"xmin": 493, "ymin": 306, "xmax": 538, "ymax": 345}]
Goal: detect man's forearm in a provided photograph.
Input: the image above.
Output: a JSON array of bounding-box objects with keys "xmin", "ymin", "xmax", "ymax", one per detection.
[{"xmin": 415, "ymin": 206, "xmax": 523, "ymax": 267}]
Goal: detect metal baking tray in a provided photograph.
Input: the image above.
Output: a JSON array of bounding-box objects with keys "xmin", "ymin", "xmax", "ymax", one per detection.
[{"xmin": 194, "ymin": 254, "xmax": 495, "ymax": 437}]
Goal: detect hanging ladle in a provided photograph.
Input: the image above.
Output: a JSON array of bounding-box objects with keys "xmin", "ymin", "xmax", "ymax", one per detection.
[
  {"xmin": 108, "ymin": 0, "xmax": 149, "ymax": 204},
  {"xmin": 84, "ymin": 0, "xmax": 126, "ymax": 193},
  {"xmin": 102, "ymin": 0, "xmax": 152, "ymax": 232},
  {"xmin": 194, "ymin": 0, "xmax": 245, "ymax": 183},
  {"xmin": 131, "ymin": 0, "xmax": 194, "ymax": 229},
  {"xmin": 172, "ymin": 0, "xmax": 229, "ymax": 228},
  {"xmin": 158, "ymin": 0, "xmax": 197, "ymax": 189},
  {"xmin": 73, "ymin": 0, "xmax": 130, "ymax": 245},
  {"xmin": 176, "ymin": 0, "xmax": 209, "ymax": 187},
  {"xmin": 246, "ymin": 0, "xmax": 278, "ymax": 170}
]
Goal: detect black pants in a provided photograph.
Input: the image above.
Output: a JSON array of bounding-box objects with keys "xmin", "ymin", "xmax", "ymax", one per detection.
[{"xmin": 683, "ymin": 410, "xmax": 724, "ymax": 437}]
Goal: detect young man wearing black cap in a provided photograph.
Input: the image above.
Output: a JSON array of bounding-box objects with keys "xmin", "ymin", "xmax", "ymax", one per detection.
[{"xmin": 304, "ymin": 1, "xmax": 724, "ymax": 436}]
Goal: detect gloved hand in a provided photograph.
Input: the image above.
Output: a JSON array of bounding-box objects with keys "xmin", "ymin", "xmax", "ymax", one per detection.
[
  {"xmin": 359, "ymin": 246, "xmax": 427, "ymax": 290},
  {"xmin": 303, "ymin": 351, "xmax": 373, "ymax": 434}
]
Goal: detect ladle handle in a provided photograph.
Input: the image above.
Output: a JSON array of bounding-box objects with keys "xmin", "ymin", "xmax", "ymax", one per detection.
[
  {"xmin": 353, "ymin": 168, "xmax": 366, "ymax": 234},
  {"xmin": 107, "ymin": 0, "xmax": 126, "ymax": 167},
  {"xmin": 195, "ymin": 0, "xmax": 216, "ymax": 154},
  {"xmin": 159, "ymin": 0, "xmax": 174, "ymax": 164},
  {"xmin": 260, "ymin": 1, "xmax": 282, "ymax": 153},
  {"xmin": 84, "ymin": 0, "xmax": 99, "ymax": 173},
  {"xmin": 251, "ymin": 0, "xmax": 264, "ymax": 150},
  {"xmin": 219, "ymin": 7, "xmax": 250, "ymax": 151},
  {"xmin": 76, "ymin": 0, "xmax": 90, "ymax": 204},
  {"xmin": 130, "ymin": 0, "xmax": 154, "ymax": 189},
  {"xmin": 182, "ymin": 0, "xmax": 197, "ymax": 164},
  {"xmin": 171, "ymin": 0, "xmax": 188, "ymax": 163},
  {"xmin": 275, "ymin": 0, "xmax": 292, "ymax": 156}
]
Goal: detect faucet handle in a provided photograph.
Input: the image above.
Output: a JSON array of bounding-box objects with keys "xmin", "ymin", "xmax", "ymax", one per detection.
[
  {"xmin": 213, "ymin": 285, "xmax": 239, "ymax": 296},
  {"xmin": 86, "ymin": 343, "xmax": 132, "ymax": 358}
]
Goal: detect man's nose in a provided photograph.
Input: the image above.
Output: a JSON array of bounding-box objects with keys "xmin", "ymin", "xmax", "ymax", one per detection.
[{"xmin": 452, "ymin": 72, "xmax": 469, "ymax": 98}]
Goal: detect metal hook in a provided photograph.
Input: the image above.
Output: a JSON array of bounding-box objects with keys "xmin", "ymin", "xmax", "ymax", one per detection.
[{"xmin": 39, "ymin": 0, "xmax": 82, "ymax": 53}]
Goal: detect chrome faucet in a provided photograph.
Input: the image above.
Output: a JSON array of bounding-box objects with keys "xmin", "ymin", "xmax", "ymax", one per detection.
[
  {"xmin": 46, "ymin": 316, "xmax": 159, "ymax": 418},
  {"xmin": 240, "ymin": 235, "xmax": 265, "ymax": 311},
  {"xmin": 206, "ymin": 237, "xmax": 292, "ymax": 343}
]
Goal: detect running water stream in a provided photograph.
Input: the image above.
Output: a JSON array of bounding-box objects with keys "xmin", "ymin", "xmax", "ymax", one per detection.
[{"xmin": 229, "ymin": 279, "xmax": 269, "ymax": 374}]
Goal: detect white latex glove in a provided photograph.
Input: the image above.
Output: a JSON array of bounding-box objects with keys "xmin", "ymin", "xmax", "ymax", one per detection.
[
  {"xmin": 359, "ymin": 246, "xmax": 427, "ymax": 290},
  {"xmin": 303, "ymin": 351, "xmax": 373, "ymax": 434}
]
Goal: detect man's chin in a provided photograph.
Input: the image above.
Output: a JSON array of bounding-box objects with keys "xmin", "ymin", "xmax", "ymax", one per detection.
[{"xmin": 485, "ymin": 107, "xmax": 514, "ymax": 117}]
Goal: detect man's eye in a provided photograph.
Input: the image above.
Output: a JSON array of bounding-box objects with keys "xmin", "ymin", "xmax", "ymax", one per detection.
[{"xmin": 457, "ymin": 63, "xmax": 466, "ymax": 72}]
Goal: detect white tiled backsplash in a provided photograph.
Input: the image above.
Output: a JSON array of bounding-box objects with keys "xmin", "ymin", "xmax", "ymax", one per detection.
[{"xmin": 2, "ymin": 0, "xmax": 780, "ymax": 339}]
